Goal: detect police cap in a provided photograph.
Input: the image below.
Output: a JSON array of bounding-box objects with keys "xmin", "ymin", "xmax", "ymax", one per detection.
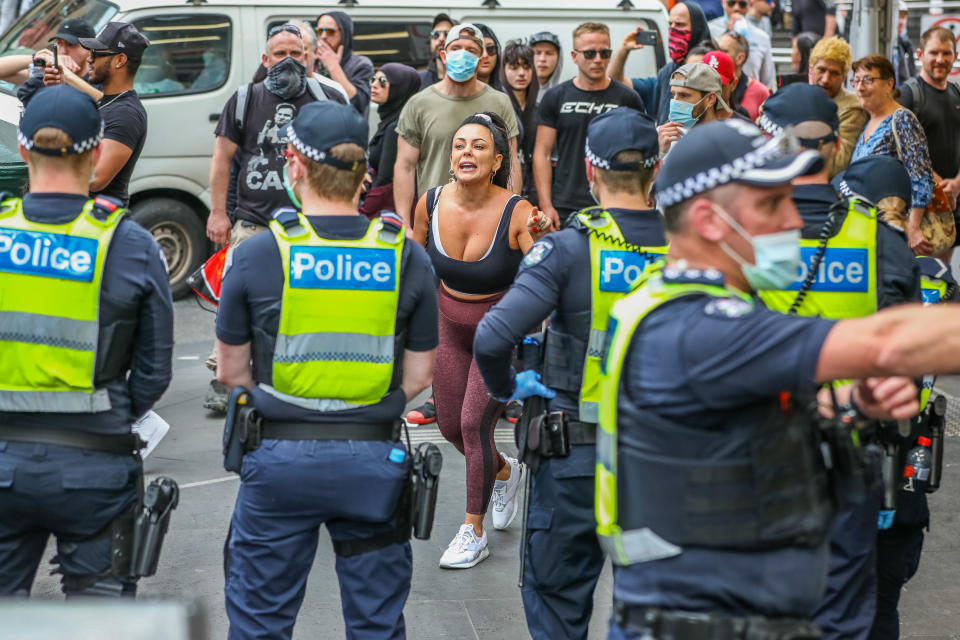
[
  {"xmin": 655, "ymin": 120, "xmax": 822, "ymax": 208},
  {"xmin": 280, "ymin": 101, "xmax": 369, "ymax": 171},
  {"xmin": 18, "ymin": 85, "xmax": 102, "ymax": 157},
  {"xmin": 585, "ymin": 107, "xmax": 659, "ymax": 171},
  {"xmin": 758, "ymin": 83, "xmax": 839, "ymax": 149},
  {"xmin": 834, "ymin": 155, "xmax": 911, "ymax": 206}
]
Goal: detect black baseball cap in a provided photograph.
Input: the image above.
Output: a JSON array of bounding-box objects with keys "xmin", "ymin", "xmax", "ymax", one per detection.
[
  {"xmin": 18, "ymin": 85, "xmax": 102, "ymax": 156},
  {"xmin": 79, "ymin": 22, "xmax": 150, "ymax": 61},
  {"xmin": 529, "ymin": 31, "xmax": 560, "ymax": 49},
  {"xmin": 432, "ymin": 13, "xmax": 457, "ymax": 28},
  {"xmin": 834, "ymin": 156, "xmax": 911, "ymax": 206},
  {"xmin": 585, "ymin": 107, "xmax": 659, "ymax": 171},
  {"xmin": 280, "ymin": 101, "xmax": 369, "ymax": 170},
  {"xmin": 655, "ymin": 120, "xmax": 822, "ymax": 208},
  {"xmin": 758, "ymin": 83, "xmax": 839, "ymax": 149},
  {"xmin": 49, "ymin": 18, "xmax": 96, "ymax": 45}
]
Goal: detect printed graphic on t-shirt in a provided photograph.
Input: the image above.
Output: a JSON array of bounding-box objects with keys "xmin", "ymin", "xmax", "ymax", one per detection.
[{"xmin": 246, "ymin": 102, "xmax": 297, "ymax": 192}]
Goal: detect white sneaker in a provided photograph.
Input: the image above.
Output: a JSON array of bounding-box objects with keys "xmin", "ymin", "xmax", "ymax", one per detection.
[
  {"xmin": 132, "ymin": 411, "xmax": 170, "ymax": 459},
  {"xmin": 438, "ymin": 524, "xmax": 489, "ymax": 569},
  {"xmin": 491, "ymin": 453, "xmax": 524, "ymax": 530}
]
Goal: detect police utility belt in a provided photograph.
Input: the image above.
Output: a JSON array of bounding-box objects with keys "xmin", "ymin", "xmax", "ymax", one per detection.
[
  {"xmin": 525, "ymin": 412, "xmax": 595, "ymax": 459},
  {"xmin": 613, "ymin": 602, "xmax": 822, "ymax": 640}
]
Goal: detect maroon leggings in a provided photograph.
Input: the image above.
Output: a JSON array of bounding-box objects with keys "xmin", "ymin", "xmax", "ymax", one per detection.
[{"xmin": 434, "ymin": 286, "xmax": 506, "ymax": 515}]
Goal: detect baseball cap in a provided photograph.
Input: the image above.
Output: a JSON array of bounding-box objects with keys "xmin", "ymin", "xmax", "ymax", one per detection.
[
  {"xmin": 18, "ymin": 85, "xmax": 103, "ymax": 156},
  {"xmin": 49, "ymin": 18, "xmax": 95, "ymax": 45},
  {"xmin": 79, "ymin": 22, "xmax": 150, "ymax": 61},
  {"xmin": 702, "ymin": 51, "xmax": 735, "ymax": 86},
  {"xmin": 445, "ymin": 23, "xmax": 484, "ymax": 51},
  {"xmin": 758, "ymin": 83, "xmax": 839, "ymax": 149},
  {"xmin": 670, "ymin": 62, "xmax": 730, "ymax": 112},
  {"xmin": 834, "ymin": 156, "xmax": 911, "ymax": 206},
  {"xmin": 529, "ymin": 31, "xmax": 561, "ymax": 49},
  {"xmin": 655, "ymin": 120, "xmax": 822, "ymax": 207},
  {"xmin": 280, "ymin": 101, "xmax": 369, "ymax": 170},
  {"xmin": 585, "ymin": 107, "xmax": 659, "ymax": 171}
]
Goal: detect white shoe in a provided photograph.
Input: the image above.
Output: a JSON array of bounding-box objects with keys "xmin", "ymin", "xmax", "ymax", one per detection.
[
  {"xmin": 491, "ymin": 453, "xmax": 524, "ymax": 530},
  {"xmin": 438, "ymin": 524, "xmax": 489, "ymax": 569},
  {"xmin": 132, "ymin": 411, "xmax": 170, "ymax": 459}
]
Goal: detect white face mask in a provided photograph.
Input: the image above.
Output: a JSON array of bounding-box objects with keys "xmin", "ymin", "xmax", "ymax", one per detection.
[{"xmin": 714, "ymin": 204, "xmax": 802, "ymax": 290}]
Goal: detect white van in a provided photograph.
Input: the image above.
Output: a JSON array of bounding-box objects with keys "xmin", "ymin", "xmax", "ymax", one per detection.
[{"xmin": 0, "ymin": 0, "xmax": 668, "ymax": 297}]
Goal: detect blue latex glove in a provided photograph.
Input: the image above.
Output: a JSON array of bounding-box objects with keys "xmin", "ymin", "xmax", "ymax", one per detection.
[
  {"xmin": 878, "ymin": 510, "xmax": 896, "ymax": 530},
  {"xmin": 509, "ymin": 370, "xmax": 556, "ymax": 402}
]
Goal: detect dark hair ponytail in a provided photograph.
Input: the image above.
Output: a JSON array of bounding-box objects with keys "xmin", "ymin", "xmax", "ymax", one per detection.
[{"xmin": 451, "ymin": 111, "xmax": 512, "ymax": 189}]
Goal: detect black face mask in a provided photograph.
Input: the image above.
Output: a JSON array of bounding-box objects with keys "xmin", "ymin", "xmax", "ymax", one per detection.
[{"xmin": 265, "ymin": 56, "xmax": 307, "ymax": 99}]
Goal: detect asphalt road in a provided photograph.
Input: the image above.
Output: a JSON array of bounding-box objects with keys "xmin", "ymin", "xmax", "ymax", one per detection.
[{"xmin": 19, "ymin": 296, "xmax": 960, "ymax": 640}]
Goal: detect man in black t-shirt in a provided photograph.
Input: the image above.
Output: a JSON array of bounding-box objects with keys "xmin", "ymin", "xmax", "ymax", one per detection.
[
  {"xmin": 534, "ymin": 22, "xmax": 644, "ymax": 226},
  {"xmin": 898, "ymin": 26, "xmax": 960, "ymax": 254},
  {"xmin": 77, "ymin": 22, "xmax": 150, "ymax": 206}
]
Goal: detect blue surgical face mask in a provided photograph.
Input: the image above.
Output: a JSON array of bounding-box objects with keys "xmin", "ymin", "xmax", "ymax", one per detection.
[
  {"xmin": 668, "ymin": 97, "xmax": 705, "ymax": 129},
  {"xmin": 283, "ymin": 165, "xmax": 301, "ymax": 209},
  {"xmin": 445, "ymin": 49, "xmax": 480, "ymax": 82},
  {"xmin": 714, "ymin": 204, "xmax": 802, "ymax": 290}
]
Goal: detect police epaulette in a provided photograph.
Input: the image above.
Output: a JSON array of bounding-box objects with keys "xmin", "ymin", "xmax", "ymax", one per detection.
[
  {"xmin": 662, "ymin": 265, "xmax": 725, "ymax": 286},
  {"xmin": 272, "ymin": 206, "xmax": 300, "ymax": 230},
  {"xmin": 91, "ymin": 195, "xmax": 124, "ymax": 221}
]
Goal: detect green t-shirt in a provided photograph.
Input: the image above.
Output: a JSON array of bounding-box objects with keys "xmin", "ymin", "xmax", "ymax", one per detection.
[{"xmin": 396, "ymin": 84, "xmax": 519, "ymax": 198}]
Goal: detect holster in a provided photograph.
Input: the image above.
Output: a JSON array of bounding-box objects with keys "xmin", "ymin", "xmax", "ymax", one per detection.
[
  {"xmin": 110, "ymin": 476, "xmax": 180, "ymax": 579},
  {"xmin": 222, "ymin": 387, "xmax": 262, "ymax": 473},
  {"xmin": 515, "ymin": 332, "xmax": 547, "ymax": 472}
]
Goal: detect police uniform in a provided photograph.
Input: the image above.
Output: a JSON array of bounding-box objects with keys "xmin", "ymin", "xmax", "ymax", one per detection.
[
  {"xmin": 599, "ymin": 121, "xmax": 837, "ymax": 639},
  {"xmin": 216, "ymin": 102, "xmax": 438, "ymax": 639},
  {"xmin": 758, "ymin": 88, "xmax": 923, "ymax": 640},
  {"xmin": 0, "ymin": 86, "xmax": 174, "ymax": 596},
  {"xmin": 474, "ymin": 108, "xmax": 666, "ymax": 640}
]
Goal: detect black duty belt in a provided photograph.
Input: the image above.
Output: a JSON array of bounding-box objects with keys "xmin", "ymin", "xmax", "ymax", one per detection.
[
  {"xmin": 0, "ymin": 424, "xmax": 142, "ymax": 456},
  {"xmin": 261, "ymin": 420, "xmax": 399, "ymax": 442},
  {"xmin": 613, "ymin": 602, "xmax": 822, "ymax": 640},
  {"xmin": 567, "ymin": 420, "xmax": 597, "ymax": 445}
]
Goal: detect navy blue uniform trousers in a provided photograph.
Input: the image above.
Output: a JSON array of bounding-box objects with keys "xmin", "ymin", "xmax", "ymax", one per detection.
[
  {"xmin": 522, "ymin": 444, "xmax": 605, "ymax": 640},
  {"xmin": 225, "ymin": 439, "xmax": 412, "ymax": 640},
  {"xmin": 0, "ymin": 441, "xmax": 140, "ymax": 596}
]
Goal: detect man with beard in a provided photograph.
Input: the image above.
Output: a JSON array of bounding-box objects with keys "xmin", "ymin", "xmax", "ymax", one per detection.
[
  {"xmin": 203, "ymin": 23, "xmax": 344, "ymax": 413},
  {"xmin": 74, "ymin": 22, "xmax": 149, "ymax": 207},
  {"xmin": 316, "ymin": 11, "xmax": 375, "ymax": 117},
  {"xmin": 420, "ymin": 12, "xmax": 456, "ymax": 89}
]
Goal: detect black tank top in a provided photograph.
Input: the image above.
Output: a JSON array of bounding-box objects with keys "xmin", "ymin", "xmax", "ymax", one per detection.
[{"xmin": 426, "ymin": 186, "xmax": 525, "ymax": 295}]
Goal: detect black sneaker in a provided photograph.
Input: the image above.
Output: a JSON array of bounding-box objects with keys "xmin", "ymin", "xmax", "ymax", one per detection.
[
  {"xmin": 406, "ymin": 397, "xmax": 437, "ymax": 425},
  {"xmin": 504, "ymin": 400, "xmax": 523, "ymax": 424}
]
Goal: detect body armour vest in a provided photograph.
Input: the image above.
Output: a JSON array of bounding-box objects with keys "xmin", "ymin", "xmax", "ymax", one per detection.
[
  {"xmin": 595, "ymin": 264, "xmax": 832, "ymax": 566},
  {"xmin": 541, "ymin": 207, "xmax": 668, "ymax": 423},
  {"xmin": 265, "ymin": 211, "xmax": 404, "ymax": 411},
  {"xmin": 0, "ymin": 197, "xmax": 125, "ymax": 413}
]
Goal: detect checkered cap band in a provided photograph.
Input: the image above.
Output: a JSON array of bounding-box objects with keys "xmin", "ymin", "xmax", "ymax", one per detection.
[
  {"xmin": 17, "ymin": 122, "xmax": 104, "ymax": 155},
  {"xmin": 656, "ymin": 134, "xmax": 793, "ymax": 208},
  {"xmin": 287, "ymin": 124, "xmax": 359, "ymax": 170},
  {"xmin": 585, "ymin": 138, "xmax": 658, "ymax": 170},
  {"xmin": 756, "ymin": 112, "xmax": 782, "ymax": 138}
]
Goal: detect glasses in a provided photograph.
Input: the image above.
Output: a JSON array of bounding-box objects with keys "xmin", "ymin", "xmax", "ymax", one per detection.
[
  {"xmin": 485, "ymin": 44, "xmax": 498, "ymax": 56},
  {"xmin": 269, "ymin": 24, "xmax": 301, "ymax": 38},
  {"xmin": 90, "ymin": 50, "xmax": 118, "ymax": 58},
  {"xmin": 316, "ymin": 27, "xmax": 338, "ymax": 37},
  {"xmin": 850, "ymin": 75, "xmax": 882, "ymax": 87},
  {"xmin": 726, "ymin": 0, "xmax": 749, "ymax": 8},
  {"xmin": 430, "ymin": 29, "xmax": 449, "ymax": 40},
  {"xmin": 574, "ymin": 48, "xmax": 612, "ymax": 60},
  {"xmin": 370, "ymin": 75, "xmax": 388, "ymax": 87}
]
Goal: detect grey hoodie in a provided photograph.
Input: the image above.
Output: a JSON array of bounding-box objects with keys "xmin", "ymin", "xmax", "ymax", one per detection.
[
  {"xmin": 535, "ymin": 37, "xmax": 564, "ymax": 106},
  {"xmin": 323, "ymin": 11, "xmax": 375, "ymax": 117}
]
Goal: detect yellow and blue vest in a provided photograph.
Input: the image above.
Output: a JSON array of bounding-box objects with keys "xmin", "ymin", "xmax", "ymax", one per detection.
[{"xmin": 0, "ymin": 197, "xmax": 125, "ymax": 413}]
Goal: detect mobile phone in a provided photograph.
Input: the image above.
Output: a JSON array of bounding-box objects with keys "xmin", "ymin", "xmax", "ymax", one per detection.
[
  {"xmin": 51, "ymin": 42, "xmax": 58, "ymax": 70},
  {"xmin": 635, "ymin": 30, "xmax": 658, "ymax": 46}
]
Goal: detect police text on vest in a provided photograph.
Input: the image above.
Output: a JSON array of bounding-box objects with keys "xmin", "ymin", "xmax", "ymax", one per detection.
[
  {"xmin": 0, "ymin": 228, "xmax": 97, "ymax": 282},
  {"xmin": 289, "ymin": 246, "xmax": 396, "ymax": 291}
]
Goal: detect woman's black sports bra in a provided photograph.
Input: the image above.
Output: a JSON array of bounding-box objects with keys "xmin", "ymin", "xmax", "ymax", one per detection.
[{"xmin": 425, "ymin": 185, "xmax": 525, "ymax": 295}]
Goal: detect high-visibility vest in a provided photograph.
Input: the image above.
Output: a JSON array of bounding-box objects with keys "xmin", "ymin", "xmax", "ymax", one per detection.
[
  {"xmin": 0, "ymin": 197, "xmax": 125, "ymax": 412},
  {"xmin": 264, "ymin": 212, "xmax": 404, "ymax": 410},
  {"xmin": 759, "ymin": 199, "xmax": 879, "ymax": 318}
]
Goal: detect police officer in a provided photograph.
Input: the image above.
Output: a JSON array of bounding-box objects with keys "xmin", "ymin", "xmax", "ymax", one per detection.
[
  {"xmin": 215, "ymin": 100, "xmax": 438, "ymax": 639},
  {"xmin": 598, "ymin": 119, "xmax": 960, "ymax": 639},
  {"xmin": 0, "ymin": 85, "xmax": 174, "ymax": 596},
  {"xmin": 757, "ymin": 85, "xmax": 922, "ymax": 640},
  {"xmin": 474, "ymin": 107, "xmax": 666, "ymax": 640}
]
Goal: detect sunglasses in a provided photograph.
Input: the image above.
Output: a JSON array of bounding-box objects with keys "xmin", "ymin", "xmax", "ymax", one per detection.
[
  {"xmin": 726, "ymin": 0, "xmax": 749, "ymax": 8},
  {"xmin": 370, "ymin": 75, "xmax": 388, "ymax": 87},
  {"xmin": 485, "ymin": 44, "xmax": 498, "ymax": 57},
  {"xmin": 431, "ymin": 29, "xmax": 449, "ymax": 40},
  {"xmin": 316, "ymin": 27, "xmax": 338, "ymax": 37},
  {"xmin": 575, "ymin": 48, "xmax": 612, "ymax": 60},
  {"xmin": 269, "ymin": 24, "xmax": 301, "ymax": 38},
  {"xmin": 90, "ymin": 50, "xmax": 119, "ymax": 58}
]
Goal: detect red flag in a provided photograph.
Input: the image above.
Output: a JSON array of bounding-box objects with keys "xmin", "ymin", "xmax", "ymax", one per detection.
[{"xmin": 187, "ymin": 246, "xmax": 228, "ymax": 305}]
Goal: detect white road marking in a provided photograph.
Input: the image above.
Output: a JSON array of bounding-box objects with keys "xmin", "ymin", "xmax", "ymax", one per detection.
[
  {"xmin": 180, "ymin": 475, "xmax": 239, "ymax": 489},
  {"xmin": 178, "ymin": 355, "xmax": 200, "ymax": 360}
]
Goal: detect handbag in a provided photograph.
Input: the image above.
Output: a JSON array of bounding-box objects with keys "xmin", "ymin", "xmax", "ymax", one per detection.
[{"xmin": 889, "ymin": 109, "xmax": 957, "ymax": 254}]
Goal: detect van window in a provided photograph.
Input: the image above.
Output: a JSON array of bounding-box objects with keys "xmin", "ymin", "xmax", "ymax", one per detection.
[
  {"xmin": 265, "ymin": 19, "xmax": 431, "ymax": 69},
  {"xmin": 132, "ymin": 14, "xmax": 231, "ymax": 97}
]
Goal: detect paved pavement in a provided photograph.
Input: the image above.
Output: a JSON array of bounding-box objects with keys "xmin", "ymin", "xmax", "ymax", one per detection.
[{"xmin": 22, "ymin": 297, "xmax": 960, "ymax": 639}]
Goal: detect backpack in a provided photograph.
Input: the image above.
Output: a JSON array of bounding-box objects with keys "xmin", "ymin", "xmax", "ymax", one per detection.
[
  {"xmin": 233, "ymin": 78, "xmax": 328, "ymax": 132},
  {"xmin": 901, "ymin": 76, "xmax": 960, "ymax": 113}
]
